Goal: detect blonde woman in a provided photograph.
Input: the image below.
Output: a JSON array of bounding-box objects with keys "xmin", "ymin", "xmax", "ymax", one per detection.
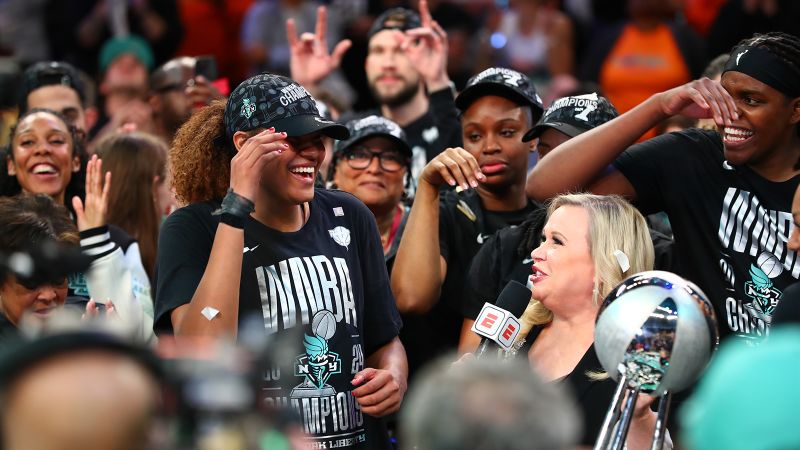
[{"xmin": 518, "ymin": 193, "xmax": 658, "ymax": 448}]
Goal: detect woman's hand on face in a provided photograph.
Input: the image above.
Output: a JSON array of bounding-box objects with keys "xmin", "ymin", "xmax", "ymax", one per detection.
[
  {"xmin": 229, "ymin": 128, "xmax": 289, "ymax": 203},
  {"xmin": 420, "ymin": 147, "xmax": 485, "ymax": 190},
  {"xmin": 658, "ymin": 77, "xmax": 739, "ymax": 127},
  {"xmin": 72, "ymin": 154, "xmax": 110, "ymax": 232}
]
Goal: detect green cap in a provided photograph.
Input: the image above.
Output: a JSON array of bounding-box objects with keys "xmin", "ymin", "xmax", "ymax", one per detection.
[{"xmin": 99, "ymin": 35, "xmax": 154, "ymax": 73}]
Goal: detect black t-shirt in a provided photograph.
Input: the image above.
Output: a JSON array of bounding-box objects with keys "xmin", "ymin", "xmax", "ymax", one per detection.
[
  {"xmin": 155, "ymin": 189, "xmax": 401, "ymax": 449},
  {"xmin": 463, "ymin": 209, "xmax": 547, "ymax": 319},
  {"xmin": 400, "ymin": 189, "xmax": 536, "ymax": 378},
  {"xmin": 517, "ymin": 326, "xmax": 616, "ymax": 446},
  {"xmin": 615, "ymin": 128, "xmax": 800, "ymax": 341}
]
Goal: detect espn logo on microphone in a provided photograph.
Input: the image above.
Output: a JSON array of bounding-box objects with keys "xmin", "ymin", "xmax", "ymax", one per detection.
[{"xmin": 471, "ymin": 303, "xmax": 522, "ymax": 351}]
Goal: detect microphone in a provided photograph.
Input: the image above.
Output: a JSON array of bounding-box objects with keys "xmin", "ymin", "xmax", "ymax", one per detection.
[{"xmin": 472, "ymin": 280, "xmax": 532, "ymax": 358}]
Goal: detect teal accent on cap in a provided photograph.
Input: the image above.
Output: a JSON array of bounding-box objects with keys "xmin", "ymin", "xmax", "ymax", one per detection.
[
  {"xmin": 99, "ymin": 35, "xmax": 155, "ymax": 73},
  {"xmin": 680, "ymin": 326, "xmax": 800, "ymax": 450}
]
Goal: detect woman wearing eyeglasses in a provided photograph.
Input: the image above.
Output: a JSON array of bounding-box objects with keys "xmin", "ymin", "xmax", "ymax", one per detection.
[{"xmin": 328, "ymin": 115, "xmax": 412, "ymax": 272}]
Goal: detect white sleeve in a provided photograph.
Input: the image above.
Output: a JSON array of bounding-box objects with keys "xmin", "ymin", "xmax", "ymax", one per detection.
[{"xmin": 81, "ymin": 226, "xmax": 155, "ymax": 344}]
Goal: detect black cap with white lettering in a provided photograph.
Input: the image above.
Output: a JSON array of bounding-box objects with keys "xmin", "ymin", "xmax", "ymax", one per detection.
[
  {"xmin": 224, "ymin": 73, "xmax": 348, "ymax": 141},
  {"xmin": 455, "ymin": 67, "xmax": 544, "ymax": 121},
  {"xmin": 522, "ymin": 93, "xmax": 618, "ymax": 142}
]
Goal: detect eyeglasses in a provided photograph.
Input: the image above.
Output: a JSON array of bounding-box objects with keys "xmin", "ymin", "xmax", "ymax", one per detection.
[{"xmin": 344, "ymin": 147, "xmax": 407, "ymax": 172}]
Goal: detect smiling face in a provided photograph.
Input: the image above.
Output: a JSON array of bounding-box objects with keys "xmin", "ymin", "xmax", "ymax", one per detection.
[
  {"xmin": 529, "ymin": 205, "xmax": 596, "ymax": 315},
  {"xmin": 0, "ymin": 277, "xmax": 67, "ymax": 326},
  {"xmin": 719, "ymin": 71, "xmax": 800, "ymax": 169},
  {"xmin": 8, "ymin": 111, "xmax": 80, "ymax": 204},
  {"xmin": 462, "ymin": 95, "xmax": 534, "ymax": 192},
  {"xmin": 332, "ymin": 136, "xmax": 407, "ymax": 216},
  {"xmin": 260, "ymin": 131, "xmax": 326, "ymax": 206},
  {"xmin": 365, "ymin": 30, "xmax": 422, "ymax": 107}
]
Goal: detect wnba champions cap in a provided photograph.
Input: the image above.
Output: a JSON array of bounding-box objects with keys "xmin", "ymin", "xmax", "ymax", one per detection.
[
  {"xmin": 334, "ymin": 115, "xmax": 411, "ymax": 157},
  {"xmin": 522, "ymin": 93, "xmax": 618, "ymax": 142},
  {"xmin": 224, "ymin": 73, "xmax": 348, "ymax": 141},
  {"xmin": 368, "ymin": 8, "xmax": 422, "ymax": 39},
  {"xmin": 455, "ymin": 67, "xmax": 544, "ymax": 120}
]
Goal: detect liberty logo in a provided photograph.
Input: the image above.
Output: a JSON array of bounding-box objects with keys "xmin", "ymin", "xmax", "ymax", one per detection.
[
  {"xmin": 743, "ymin": 253, "xmax": 783, "ymax": 321},
  {"xmin": 240, "ymin": 98, "xmax": 256, "ymax": 119},
  {"xmin": 736, "ymin": 50, "xmax": 748, "ymax": 66},
  {"xmin": 291, "ymin": 310, "xmax": 342, "ymax": 399}
]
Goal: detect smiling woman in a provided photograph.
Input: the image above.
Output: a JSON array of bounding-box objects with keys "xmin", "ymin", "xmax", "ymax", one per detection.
[
  {"xmin": 1, "ymin": 109, "xmax": 86, "ymax": 207},
  {"xmin": 156, "ymin": 73, "xmax": 408, "ymax": 449},
  {"xmin": 525, "ymin": 32, "xmax": 800, "ymax": 344}
]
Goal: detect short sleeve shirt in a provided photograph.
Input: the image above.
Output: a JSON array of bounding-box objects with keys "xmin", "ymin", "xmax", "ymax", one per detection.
[
  {"xmin": 614, "ymin": 128, "xmax": 800, "ymax": 341},
  {"xmin": 155, "ymin": 189, "xmax": 401, "ymax": 449}
]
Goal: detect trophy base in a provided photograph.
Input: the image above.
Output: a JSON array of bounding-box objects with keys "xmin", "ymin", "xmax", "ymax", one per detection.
[{"xmin": 290, "ymin": 384, "xmax": 336, "ymax": 399}]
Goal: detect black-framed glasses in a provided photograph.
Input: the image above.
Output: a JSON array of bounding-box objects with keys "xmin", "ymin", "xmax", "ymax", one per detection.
[{"xmin": 344, "ymin": 147, "xmax": 407, "ymax": 172}]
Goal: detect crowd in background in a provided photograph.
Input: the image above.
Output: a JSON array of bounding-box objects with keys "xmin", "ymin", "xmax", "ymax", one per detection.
[{"xmin": 0, "ymin": 0, "xmax": 799, "ymax": 449}]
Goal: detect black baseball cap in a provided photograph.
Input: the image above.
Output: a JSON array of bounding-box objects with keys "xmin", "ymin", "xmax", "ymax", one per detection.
[
  {"xmin": 368, "ymin": 8, "xmax": 422, "ymax": 39},
  {"xmin": 334, "ymin": 115, "xmax": 411, "ymax": 157},
  {"xmin": 223, "ymin": 73, "xmax": 348, "ymax": 141},
  {"xmin": 19, "ymin": 61, "xmax": 86, "ymax": 112},
  {"xmin": 522, "ymin": 93, "xmax": 618, "ymax": 142},
  {"xmin": 455, "ymin": 67, "xmax": 544, "ymax": 120}
]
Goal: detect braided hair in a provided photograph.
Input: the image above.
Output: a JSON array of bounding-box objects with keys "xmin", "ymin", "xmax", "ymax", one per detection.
[{"xmin": 737, "ymin": 32, "xmax": 800, "ymax": 136}]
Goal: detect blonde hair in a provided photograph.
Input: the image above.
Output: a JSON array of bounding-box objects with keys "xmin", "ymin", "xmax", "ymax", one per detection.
[{"xmin": 518, "ymin": 194, "xmax": 655, "ymax": 337}]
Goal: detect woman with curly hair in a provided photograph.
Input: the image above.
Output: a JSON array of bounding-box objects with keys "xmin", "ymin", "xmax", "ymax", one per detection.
[{"xmin": 156, "ymin": 73, "xmax": 407, "ymax": 449}]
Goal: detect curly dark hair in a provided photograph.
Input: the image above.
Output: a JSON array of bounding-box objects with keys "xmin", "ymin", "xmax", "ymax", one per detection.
[
  {"xmin": 170, "ymin": 100, "xmax": 231, "ymax": 204},
  {"xmin": 1, "ymin": 108, "xmax": 87, "ymax": 211}
]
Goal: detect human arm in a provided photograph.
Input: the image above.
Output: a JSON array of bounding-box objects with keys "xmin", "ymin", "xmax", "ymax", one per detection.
[
  {"xmin": 287, "ymin": 5, "xmax": 352, "ymax": 90},
  {"xmin": 524, "ymin": 78, "xmax": 739, "ymax": 203},
  {"xmin": 352, "ymin": 337, "xmax": 408, "ymax": 417},
  {"xmin": 391, "ymin": 148, "xmax": 485, "ymax": 314},
  {"xmin": 400, "ymin": 0, "xmax": 451, "ymax": 93},
  {"xmin": 546, "ymin": 12, "xmax": 574, "ymax": 76},
  {"xmin": 167, "ymin": 130, "xmax": 286, "ymax": 338},
  {"xmin": 72, "ymin": 155, "xmax": 154, "ymax": 342}
]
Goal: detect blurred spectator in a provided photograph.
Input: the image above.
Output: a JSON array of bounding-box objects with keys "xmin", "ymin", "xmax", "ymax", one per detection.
[
  {"xmin": 490, "ymin": 0, "xmax": 574, "ymax": 80},
  {"xmin": 580, "ymin": 0, "xmax": 705, "ymax": 140},
  {"xmin": 90, "ymin": 35, "xmax": 157, "ymax": 145},
  {"xmin": 19, "ymin": 61, "xmax": 99, "ymax": 138},
  {"xmin": 95, "ymin": 132, "xmax": 176, "ymax": 282},
  {"xmin": 294, "ymin": 3, "xmax": 462, "ymax": 190},
  {"xmin": 243, "ymin": 0, "xmax": 338, "ymax": 76},
  {"xmin": 682, "ymin": 0, "xmax": 727, "ymax": 37},
  {"xmin": 0, "ymin": 0, "xmax": 50, "ymax": 65},
  {"xmin": 174, "ymin": 0, "xmax": 252, "ymax": 84},
  {"xmin": 401, "ymin": 356, "xmax": 580, "ymax": 450},
  {"xmin": 0, "ymin": 59, "xmax": 21, "ymax": 148},
  {"xmin": 148, "ymin": 56, "xmax": 224, "ymax": 144},
  {"xmin": 44, "ymin": 0, "xmax": 182, "ymax": 76},
  {"xmin": 707, "ymin": 0, "xmax": 800, "ymax": 59},
  {"xmin": 0, "ymin": 329, "xmax": 162, "ymax": 450}
]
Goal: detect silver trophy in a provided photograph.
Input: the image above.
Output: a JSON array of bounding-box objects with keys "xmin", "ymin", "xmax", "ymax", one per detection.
[{"xmin": 593, "ymin": 271, "xmax": 719, "ymax": 450}]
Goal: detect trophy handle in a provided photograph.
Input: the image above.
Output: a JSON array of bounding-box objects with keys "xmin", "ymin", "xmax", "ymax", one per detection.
[
  {"xmin": 594, "ymin": 371, "xmax": 628, "ymax": 450},
  {"xmin": 609, "ymin": 385, "xmax": 640, "ymax": 450},
  {"xmin": 651, "ymin": 391, "xmax": 672, "ymax": 450}
]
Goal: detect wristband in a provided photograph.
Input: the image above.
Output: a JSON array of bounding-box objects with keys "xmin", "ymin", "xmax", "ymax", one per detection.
[
  {"xmin": 212, "ymin": 188, "xmax": 255, "ymax": 219},
  {"xmin": 219, "ymin": 212, "xmax": 245, "ymax": 229}
]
